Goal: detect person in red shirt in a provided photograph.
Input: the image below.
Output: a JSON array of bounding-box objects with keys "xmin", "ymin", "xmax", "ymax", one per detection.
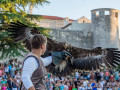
[
  {"xmin": 110, "ymin": 75, "xmax": 114, "ymax": 82},
  {"xmin": 105, "ymin": 70, "xmax": 109, "ymax": 81},
  {"xmin": 0, "ymin": 69, "xmax": 3, "ymax": 76}
]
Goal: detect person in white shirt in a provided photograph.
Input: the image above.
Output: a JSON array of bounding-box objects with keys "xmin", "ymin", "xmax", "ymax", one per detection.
[
  {"xmin": 100, "ymin": 78, "xmax": 105, "ymax": 87},
  {"xmin": 64, "ymin": 82, "xmax": 69, "ymax": 90},
  {"xmin": 5, "ymin": 65, "xmax": 9, "ymax": 75},
  {"xmin": 21, "ymin": 34, "xmax": 71, "ymax": 90},
  {"xmin": 86, "ymin": 83, "xmax": 92, "ymax": 90},
  {"xmin": 50, "ymin": 76, "xmax": 54, "ymax": 83},
  {"xmin": 78, "ymin": 83, "xmax": 86, "ymax": 90},
  {"xmin": 97, "ymin": 85, "xmax": 102, "ymax": 90}
]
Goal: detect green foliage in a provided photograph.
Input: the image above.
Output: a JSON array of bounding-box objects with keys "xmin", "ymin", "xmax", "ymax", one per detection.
[
  {"xmin": 0, "ymin": 0, "xmax": 50, "ymax": 23},
  {"xmin": 0, "ymin": 30, "xmax": 28, "ymax": 59},
  {"xmin": 0, "ymin": 0, "xmax": 50, "ymax": 13},
  {"xmin": 27, "ymin": 14, "xmax": 43, "ymax": 21},
  {"xmin": 0, "ymin": 0, "xmax": 50, "ymax": 59}
]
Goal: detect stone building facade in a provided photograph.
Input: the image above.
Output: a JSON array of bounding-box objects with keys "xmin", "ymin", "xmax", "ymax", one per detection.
[
  {"xmin": 36, "ymin": 8, "xmax": 120, "ymax": 49},
  {"xmin": 33, "ymin": 15, "xmax": 74, "ymax": 29}
]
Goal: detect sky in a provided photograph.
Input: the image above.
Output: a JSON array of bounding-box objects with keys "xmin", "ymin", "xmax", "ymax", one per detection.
[{"xmin": 28, "ymin": 0, "xmax": 120, "ymax": 20}]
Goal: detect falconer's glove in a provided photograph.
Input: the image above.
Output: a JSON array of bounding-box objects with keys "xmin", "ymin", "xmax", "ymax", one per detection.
[{"xmin": 51, "ymin": 51, "xmax": 72, "ymax": 65}]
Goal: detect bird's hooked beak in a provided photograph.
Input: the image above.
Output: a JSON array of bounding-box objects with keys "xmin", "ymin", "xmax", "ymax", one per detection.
[{"xmin": 64, "ymin": 42, "xmax": 71, "ymax": 50}]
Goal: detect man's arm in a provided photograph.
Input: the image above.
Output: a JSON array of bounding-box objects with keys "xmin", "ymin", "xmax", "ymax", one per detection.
[
  {"xmin": 21, "ymin": 57, "xmax": 38, "ymax": 90},
  {"xmin": 40, "ymin": 56, "xmax": 52, "ymax": 66}
]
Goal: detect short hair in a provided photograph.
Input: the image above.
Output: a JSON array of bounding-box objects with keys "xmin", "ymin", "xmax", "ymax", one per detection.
[{"xmin": 30, "ymin": 34, "xmax": 47, "ymax": 49}]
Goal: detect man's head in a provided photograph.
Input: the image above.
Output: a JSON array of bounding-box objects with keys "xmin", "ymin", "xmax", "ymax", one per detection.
[{"xmin": 30, "ymin": 34, "xmax": 47, "ymax": 55}]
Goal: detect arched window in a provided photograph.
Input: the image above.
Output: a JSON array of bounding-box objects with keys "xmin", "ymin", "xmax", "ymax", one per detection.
[
  {"xmin": 83, "ymin": 20, "xmax": 85, "ymax": 23},
  {"xmin": 115, "ymin": 12, "xmax": 118, "ymax": 18}
]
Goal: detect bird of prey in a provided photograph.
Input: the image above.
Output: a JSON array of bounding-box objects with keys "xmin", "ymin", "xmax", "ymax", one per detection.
[{"xmin": 8, "ymin": 21, "xmax": 120, "ymax": 76}]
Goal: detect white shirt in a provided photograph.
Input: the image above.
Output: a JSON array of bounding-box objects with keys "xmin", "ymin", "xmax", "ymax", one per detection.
[
  {"xmin": 50, "ymin": 78, "xmax": 54, "ymax": 82},
  {"xmin": 19, "ymin": 64, "xmax": 22, "ymax": 69},
  {"xmin": 86, "ymin": 86, "xmax": 92, "ymax": 89},
  {"xmin": 97, "ymin": 88, "xmax": 102, "ymax": 90},
  {"xmin": 21, "ymin": 56, "xmax": 52, "ymax": 89},
  {"xmin": 5, "ymin": 67, "xmax": 9, "ymax": 72},
  {"xmin": 64, "ymin": 85, "xmax": 68, "ymax": 90},
  {"xmin": 78, "ymin": 86, "xmax": 86, "ymax": 90}
]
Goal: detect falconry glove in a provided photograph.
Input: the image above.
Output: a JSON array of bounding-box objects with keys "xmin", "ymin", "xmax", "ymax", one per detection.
[{"xmin": 51, "ymin": 51, "xmax": 72, "ymax": 65}]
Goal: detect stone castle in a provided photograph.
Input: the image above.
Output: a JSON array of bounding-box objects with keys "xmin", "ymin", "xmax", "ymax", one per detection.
[{"xmin": 34, "ymin": 8, "xmax": 120, "ymax": 49}]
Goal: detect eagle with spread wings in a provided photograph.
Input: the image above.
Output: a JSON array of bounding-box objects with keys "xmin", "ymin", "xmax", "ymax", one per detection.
[{"xmin": 8, "ymin": 21, "xmax": 120, "ymax": 76}]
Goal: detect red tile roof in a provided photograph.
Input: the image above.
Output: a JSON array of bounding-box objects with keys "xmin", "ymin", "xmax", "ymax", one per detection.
[{"xmin": 42, "ymin": 15, "xmax": 74, "ymax": 21}]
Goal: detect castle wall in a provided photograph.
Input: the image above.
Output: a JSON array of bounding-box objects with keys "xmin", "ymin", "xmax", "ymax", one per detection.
[
  {"xmin": 91, "ymin": 9, "xmax": 119, "ymax": 49},
  {"xmin": 71, "ymin": 23, "xmax": 91, "ymax": 31},
  {"xmin": 49, "ymin": 29, "xmax": 93, "ymax": 49}
]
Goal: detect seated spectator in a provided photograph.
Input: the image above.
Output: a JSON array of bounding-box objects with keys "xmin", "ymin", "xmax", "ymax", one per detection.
[
  {"xmin": 69, "ymin": 82, "xmax": 73, "ymax": 90},
  {"xmin": 72, "ymin": 83, "xmax": 77, "ymax": 90},
  {"xmin": 64, "ymin": 81, "xmax": 69, "ymax": 90},
  {"xmin": 11, "ymin": 65, "xmax": 16, "ymax": 78},
  {"xmin": 5, "ymin": 65, "xmax": 9, "ymax": 75},
  {"xmin": 46, "ymin": 78, "xmax": 50, "ymax": 90},
  {"xmin": 1, "ymin": 77, "xmax": 7, "ymax": 85},
  {"xmin": 75, "ymin": 71, "xmax": 79, "ymax": 79},
  {"xmin": 105, "ymin": 69, "xmax": 109, "ymax": 81},
  {"xmin": 117, "ymin": 84, "xmax": 120, "ymax": 90},
  {"xmin": 83, "ymin": 78, "xmax": 88, "ymax": 88},
  {"xmin": 12, "ymin": 78, "xmax": 18, "ymax": 90},
  {"xmin": 60, "ymin": 81, "xmax": 64, "ymax": 90},
  {"xmin": 97, "ymin": 84, "xmax": 102, "ymax": 90},
  {"xmin": 78, "ymin": 83, "xmax": 86, "ymax": 90},
  {"xmin": 90, "ymin": 72, "xmax": 94, "ymax": 80},
  {"xmin": 87, "ymin": 73, "xmax": 91, "ymax": 80},
  {"xmin": 1, "ymin": 84, "xmax": 7, "ymax": 90},
  {"xmin": 109, "ymin": 75, "xmax": 115, "ymax": 82},
  {"xmin": 91, "ymin": 80, "xmax": 97, "ymax": 90},
  {"xmin": 7, "ymin": 77, "xmax": 12, "ymax": 90},
  {"xmin": 74, "ymin": 78, "xmax": 80, "ymax": 88},
  {"xmin": 49, "ymin": 83, "xmax": 53, "ymax": 90},
  {"xmin": 86, "ymin": 83, "xmax": 92, "ymax": 90},
  {"xmin": 0, "ymin": 68, "xmax": 3, "ymax": 77}
]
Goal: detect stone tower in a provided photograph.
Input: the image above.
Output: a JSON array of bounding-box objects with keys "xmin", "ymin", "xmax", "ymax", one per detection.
[{"xmin": 91, "ymin": 8, "xmax": 120, "ymax": 49}]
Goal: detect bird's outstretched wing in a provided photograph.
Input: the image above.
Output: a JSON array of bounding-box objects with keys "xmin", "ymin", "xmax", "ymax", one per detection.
[
  {"xmin": 8, "ymin": 21, "xmax": 120, "ymax": 76},
  {"xmin": 45, "ymin": 46, "xmax": 120, "ymax": 76},
  {"xmin": 8, "ymin": 21, "xmax": 40, "ymax": 51},
  {"xmin": 70, "ymin": 47, "xmax": 120, "ymax": 70}
]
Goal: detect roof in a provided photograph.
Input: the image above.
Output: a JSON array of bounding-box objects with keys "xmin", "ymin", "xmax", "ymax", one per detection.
[
  {"xmin": 41, "ymin": 15, "xmax": 74, "ymax": 21},
  {"xmin": 61, "ymin": 16, "xmax": 91, "ymax": 29},
  {"xmin": 61, "ymin": 23, "xmax": 72, "ymax": 29}
]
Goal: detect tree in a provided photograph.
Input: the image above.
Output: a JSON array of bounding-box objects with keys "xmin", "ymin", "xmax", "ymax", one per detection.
[{"xmin": 0, "ymin": 0, "xmax": 50, "ymax": 59}]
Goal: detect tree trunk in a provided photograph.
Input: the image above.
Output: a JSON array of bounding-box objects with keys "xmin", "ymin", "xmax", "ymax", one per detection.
[{"xmin": 29, "ymin": 4, "xmax": 33, "ymax": 14}]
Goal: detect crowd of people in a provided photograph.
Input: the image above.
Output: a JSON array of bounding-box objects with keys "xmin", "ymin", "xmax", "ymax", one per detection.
[
  {"xmin": 0, "ymin": 59, "xmax": 120, "ymax": 90},
  {"xmin": 0, "ymin": 59, "xmax": 22, "ymax": 90}
]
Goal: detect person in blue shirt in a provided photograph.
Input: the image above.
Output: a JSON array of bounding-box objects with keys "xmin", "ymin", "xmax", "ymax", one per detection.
[
  {"xmin": 8, "ymin": 63, "xmax": 12, "ymax": 75},
  {"xmin": 60, "ymin": 81, "xmax": 64, "ymax": 90},
  {"xmin": 91, "ymin": 80, "xmax": 97, "ymax": 90}
]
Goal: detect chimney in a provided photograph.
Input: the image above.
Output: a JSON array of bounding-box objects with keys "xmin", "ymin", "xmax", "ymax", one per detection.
[{"xmin": 64, "ymin": 17, "xmax": 69, "ymax": 26}]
